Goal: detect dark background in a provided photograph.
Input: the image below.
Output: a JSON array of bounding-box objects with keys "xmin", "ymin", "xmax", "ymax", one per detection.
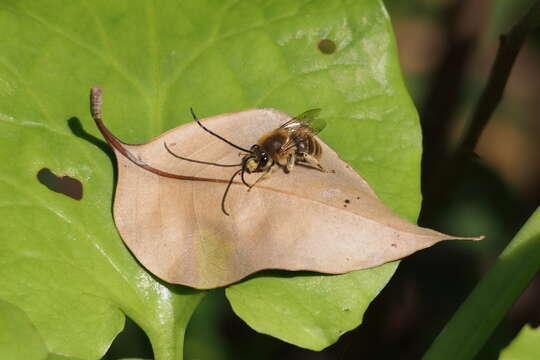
[{"xmin": 104, "ymin": 1, "xmax": 540, "ymax": 359}]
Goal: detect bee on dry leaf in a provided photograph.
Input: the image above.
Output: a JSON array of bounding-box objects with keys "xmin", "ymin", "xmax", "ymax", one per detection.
[{"xmin": 165, "ymin": 108, "xmax": 334, "ymax": 215}]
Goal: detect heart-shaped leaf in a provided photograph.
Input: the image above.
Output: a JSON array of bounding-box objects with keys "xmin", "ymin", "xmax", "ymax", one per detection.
[{"xmin": 94, "ymin": 103, "xmax": 482, "ymax": 289}]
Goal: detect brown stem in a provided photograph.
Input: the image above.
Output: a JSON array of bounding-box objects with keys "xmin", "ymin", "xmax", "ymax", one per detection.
[
  {"xmin": 89, "ymin": 87, "xmax": 239, "ymax": 185},
  {"xmin": 420, "ymin": 0, "xmax": 487, "ymax": 189},
  {"xmin": 458, "ymin": 1, "xmax": 540, "ymax": 157},
  {"xmin": 420, "ymin": 1, "xmax": 540, "ymax": 223}
]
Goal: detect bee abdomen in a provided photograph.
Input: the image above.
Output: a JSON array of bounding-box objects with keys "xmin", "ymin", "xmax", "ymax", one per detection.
[
  {"xmin": 312, "ymin": 137, "xmax": 322, "ymax": 159},
  {"xmin": 299, "ymin": 136, "xmax": 322, "ymax": 159}
]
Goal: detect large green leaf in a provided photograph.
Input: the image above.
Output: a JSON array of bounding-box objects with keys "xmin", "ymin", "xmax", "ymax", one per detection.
[{"xmin": 0, "ymin": 0, "xmax": 419, "ymax": 357}]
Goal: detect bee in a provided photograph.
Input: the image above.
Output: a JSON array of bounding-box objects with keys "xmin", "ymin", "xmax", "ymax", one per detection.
[{"xmin": 164, "ymin": 108, "xmax": 332, "ymax": 215}]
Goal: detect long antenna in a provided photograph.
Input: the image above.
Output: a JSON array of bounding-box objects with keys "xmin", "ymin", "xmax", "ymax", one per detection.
[
  {"xmin": 164, "ymin": 142, "xmax": 241, "ymax": 167},
  {"xmin": 221, "ymin": 169, "xmax": 243, "ymax": 216},
  {"xmin": 190, "ymin": 108, "xmax": 251, "ymax": 153}
]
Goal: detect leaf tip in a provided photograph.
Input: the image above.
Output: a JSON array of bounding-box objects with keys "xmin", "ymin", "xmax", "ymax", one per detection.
[{"xmin": 454, "ymin": 234, "xmax": 486, "ymax": 241}]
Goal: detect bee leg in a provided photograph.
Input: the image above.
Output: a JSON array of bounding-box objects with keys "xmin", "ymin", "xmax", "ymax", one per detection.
[
  {"xmin": 285, "ymin": 153, "xmax": 296, "ymax": 173},
  {"xmin": 301, "ymin": 153, "xmax": 335, "ymax": 173},
  {"xmin": 247, "ymin": 165, "xmax": 274, "ymax": 192}
]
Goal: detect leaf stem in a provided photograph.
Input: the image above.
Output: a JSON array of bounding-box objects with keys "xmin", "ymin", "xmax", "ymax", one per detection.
[
  {"xmin": 141, "ymin": 288, "xmax": 205, "ymax": 360},
  {"xmin": 89, "ymin": 86, "xmax": 240, "ymax": 185}
]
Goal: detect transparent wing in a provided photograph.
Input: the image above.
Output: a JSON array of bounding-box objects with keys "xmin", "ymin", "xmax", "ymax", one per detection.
[{"xmin": 279, "ymin": 108, "xmax": 326, "ymax": 135}]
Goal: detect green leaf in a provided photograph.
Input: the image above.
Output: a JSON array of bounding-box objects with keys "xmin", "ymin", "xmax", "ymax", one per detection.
[
  {"xmin": 225, "ymin": 0, "xmax": 422, "ymax": 351},
  {"xmin": 0, "ymin": 0, "xmax": 419, "ymax": 356},
  {"xmin": 424, "ymin": 207, "xmax": 540, "ymax": 360},
  {"xmin": 226, "ymin": 264, "xmax": 397, "ymax": 350},
  {"xmin": 499, "ymin": 325, "xmax": 540, "ymax": 360}
]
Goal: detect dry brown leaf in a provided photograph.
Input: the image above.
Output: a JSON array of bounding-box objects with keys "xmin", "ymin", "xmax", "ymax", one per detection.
[{"xmin": 92, "ymin": 90, "xmax": 483, "ymax": 289}]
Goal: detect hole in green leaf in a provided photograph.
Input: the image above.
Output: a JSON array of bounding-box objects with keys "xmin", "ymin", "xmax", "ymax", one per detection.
[
  {"xmin": 37, "ymin": 168, "xmax": 83, "ymax": 200},
  {"xmin": 103, "ymin": 317, "xmax": 153, "ymax": 359},
  {"xmin": 318, "ymin": 38, "xmax": 336, "ymax": 54}
]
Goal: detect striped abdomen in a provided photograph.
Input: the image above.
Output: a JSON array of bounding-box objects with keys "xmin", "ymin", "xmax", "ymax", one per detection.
[{"xmin": 295, "ymin": 132, "xmax": 322, "ymax": 159}]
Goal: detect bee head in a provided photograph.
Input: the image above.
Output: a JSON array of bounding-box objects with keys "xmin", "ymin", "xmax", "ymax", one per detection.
[{"xmin": 244, "ymin": 145, "xmax": 269, "ymax": 173}]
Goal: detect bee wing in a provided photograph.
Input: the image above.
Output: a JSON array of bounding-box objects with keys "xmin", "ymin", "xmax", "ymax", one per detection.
[
  {"xmin": 292, "ymin": 108, "xmax": 321, "ymax": 123},
  {"xmin": 279, "ymin": 108, "xmax": 326, "ymax": 135}
]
